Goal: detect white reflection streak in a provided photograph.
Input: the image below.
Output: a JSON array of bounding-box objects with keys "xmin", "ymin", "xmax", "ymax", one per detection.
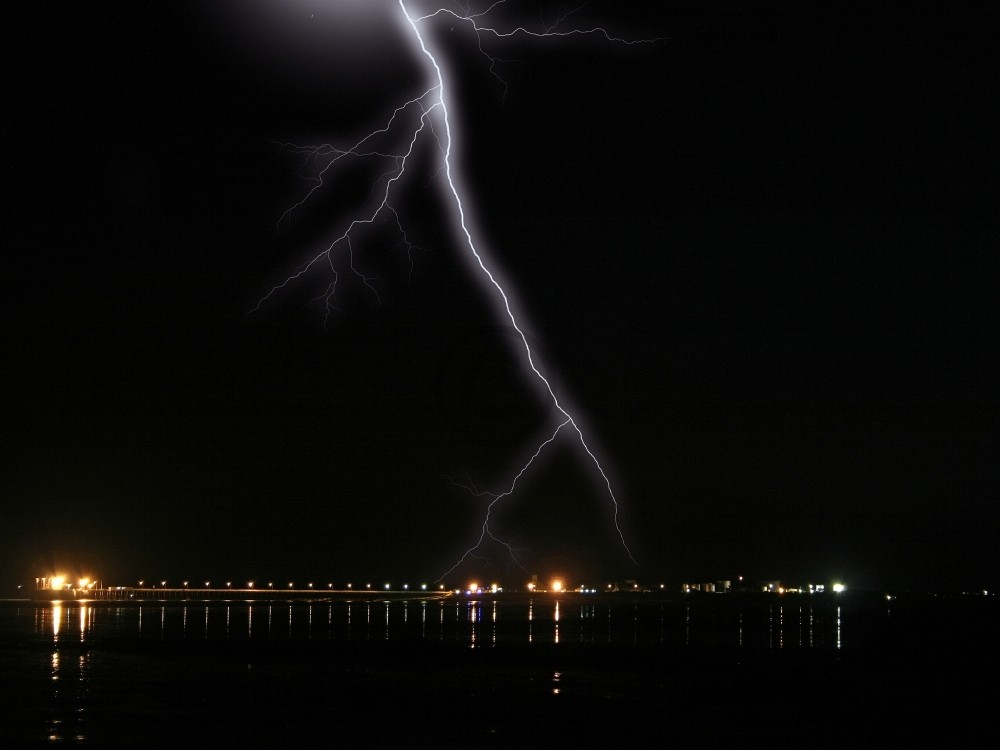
[
  {"xmin": 836, "ymin": 605, "xmax": 842, "ymax": 650},
  {"xmin": 778, "ymin": 606, "xmax": 784, "ymax": 650}
]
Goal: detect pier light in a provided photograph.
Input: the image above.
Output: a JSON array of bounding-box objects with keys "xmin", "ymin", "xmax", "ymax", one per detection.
[
  {"xmin": 268, "ymin": 583, "xmax": 273, "ymax": 589},
  {"xmin": 161, "ymin": 581, "xmax": 166, "ymax": 588},
  {"xmin": 439, "ymin": 584, "xmax": 444, "ymax": 590},
  {"xmin": 288, "ymin": 582, "xmax": 294, "ymax": 589},
  {"xmin": 366, "ymin": 583, "xmax": 371, "ymax": 589},
  {"xmin": 421, "ymin": 584, "xmax": 427, "ymax": 591},
  {"xmin": 226, "ymin": 582, "xmax": 232, "ymax": 588},
  {"xmin": 403, "ymin": 584, "xmax": 408, "ymax": 590},
  {"xmin": 328, "ymin": 583, "xmax": 333, "ymax": 589},
  {"xmin": 183, "ymin": 581, "xmax": 189, "ymax": 588},
  {"xmin": 385, "ymin": 583, "xmax": 391, "ymax": 590},
  {"xmin": 51, "ymin": 576, "xmax": 66, "ymax": 590},
  {"xmin": 308, "ymin": 583, "xmax": 313, "ymax": 589},
  {"xmin": 79, "ymin": 577, "xmax": 90, "ymax": 588},
  {"xmin": 248, "ymin": 582, "xmax": 254, "ymax": 588},
  {"xmin": 138, "ymin": 580, "xmax": 144, "ymax": 587},
  {"xmin": 527, "ymin": 582, "xmax": 536, "ymax": 592},
  {"xmin": 347, "ymin": 583, "xmax": 352, "ymax": 589},
  {"xmin": 833, "ymin": 583, "xmax": 846, "ymax": 593},
  {"xmin": 551, "ymin": 579, "xmax": 564, "ymax": 593},
  {"xmin": 205, "ymin": 582, "xmax": 210, "ymax": 587}
]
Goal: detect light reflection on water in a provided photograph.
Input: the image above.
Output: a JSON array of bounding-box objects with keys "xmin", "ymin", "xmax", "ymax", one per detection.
[
  {"xmin": 10, "ymin": 595, "xmax": 873, "ymax": 742},
  {"xmin": 45, "ymin": 612, "xmax": 91, "ymax": 744},
  {"xmin": 25, "ymin": 597, "xmax": 855, "ymax": 650}
]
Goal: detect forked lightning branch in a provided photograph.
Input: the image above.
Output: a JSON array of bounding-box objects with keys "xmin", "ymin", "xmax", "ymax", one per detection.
[{"xmin": 256, "ymin": 1, "xmax": 658, "ymax": 576}]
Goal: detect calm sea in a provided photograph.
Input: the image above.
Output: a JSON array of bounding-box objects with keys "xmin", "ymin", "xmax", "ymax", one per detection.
[{"xmin": 0, "ymin": 593, "xmax": 994, "ymax": 746}]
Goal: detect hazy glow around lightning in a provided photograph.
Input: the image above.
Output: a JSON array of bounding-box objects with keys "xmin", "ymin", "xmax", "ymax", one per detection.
[{"xmin": 251, "ymin": 0, "xmax": 650, "ymax": 574}]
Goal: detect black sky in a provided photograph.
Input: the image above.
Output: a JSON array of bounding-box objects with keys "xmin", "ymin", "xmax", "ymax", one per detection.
[{"xmin": 3, "ymin": 1, "xmax": 996, "ymax": 592}]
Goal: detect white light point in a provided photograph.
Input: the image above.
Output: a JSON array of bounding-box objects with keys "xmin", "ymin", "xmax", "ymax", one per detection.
[{"xmin": 257, "ymin": 0, "xmax": 660, "ymax": 576}]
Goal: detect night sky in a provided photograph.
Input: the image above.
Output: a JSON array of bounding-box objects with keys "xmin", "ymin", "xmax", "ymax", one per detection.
[{"xmin": 3, "ymin": 1, "xmax": 996, "ymax": 592}]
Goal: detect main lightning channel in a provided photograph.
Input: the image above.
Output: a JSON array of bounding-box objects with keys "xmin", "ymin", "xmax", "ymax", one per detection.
[{"xmin": 400, "ymin": 1, "xmax": 636, "ymax": 568}]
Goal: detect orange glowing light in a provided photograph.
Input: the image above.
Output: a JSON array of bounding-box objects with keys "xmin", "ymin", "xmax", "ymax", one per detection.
[{"xmin": 551, "ymin": 579, "xmax": 563, "ymax": 593}]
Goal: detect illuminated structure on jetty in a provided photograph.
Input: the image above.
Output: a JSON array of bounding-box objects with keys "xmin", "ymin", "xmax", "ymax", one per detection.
[{"xmin": 33, "ymin": 576, "xmax": 451, "ymax": 602}]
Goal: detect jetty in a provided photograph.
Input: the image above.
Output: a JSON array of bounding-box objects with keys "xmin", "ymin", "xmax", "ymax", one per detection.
[{"xmin": 32, "ymin": 577, "xmax": 451, "ymax": 603}]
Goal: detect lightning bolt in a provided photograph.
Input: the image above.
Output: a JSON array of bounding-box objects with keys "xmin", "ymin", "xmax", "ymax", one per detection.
[{"xmin": 257, "ymin": 1, "xmax": 660, "ymax": 578}]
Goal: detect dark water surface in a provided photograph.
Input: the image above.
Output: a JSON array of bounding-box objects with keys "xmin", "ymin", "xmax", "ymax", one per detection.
[{"xmin": 0, "ymin": 593, "xmax": 995, "ymax": 746}]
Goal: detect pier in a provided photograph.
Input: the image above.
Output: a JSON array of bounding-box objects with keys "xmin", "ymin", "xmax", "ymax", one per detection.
[{"xmin": 33, "ymin": 578, "xmax": 451, "ymax": 603}]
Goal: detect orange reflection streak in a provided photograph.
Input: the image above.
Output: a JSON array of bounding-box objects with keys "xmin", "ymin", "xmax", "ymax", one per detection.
[
  {"xmin": 52, "ymin": 604, "xmax": 62, "ymax": 638},
  {"xmin": 554, "ymin": 601, "xmax": 560, "ymax": 644},
  {"xmin": 78, "ymin": 604, "xmax": 88, "ymax": 641}
]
